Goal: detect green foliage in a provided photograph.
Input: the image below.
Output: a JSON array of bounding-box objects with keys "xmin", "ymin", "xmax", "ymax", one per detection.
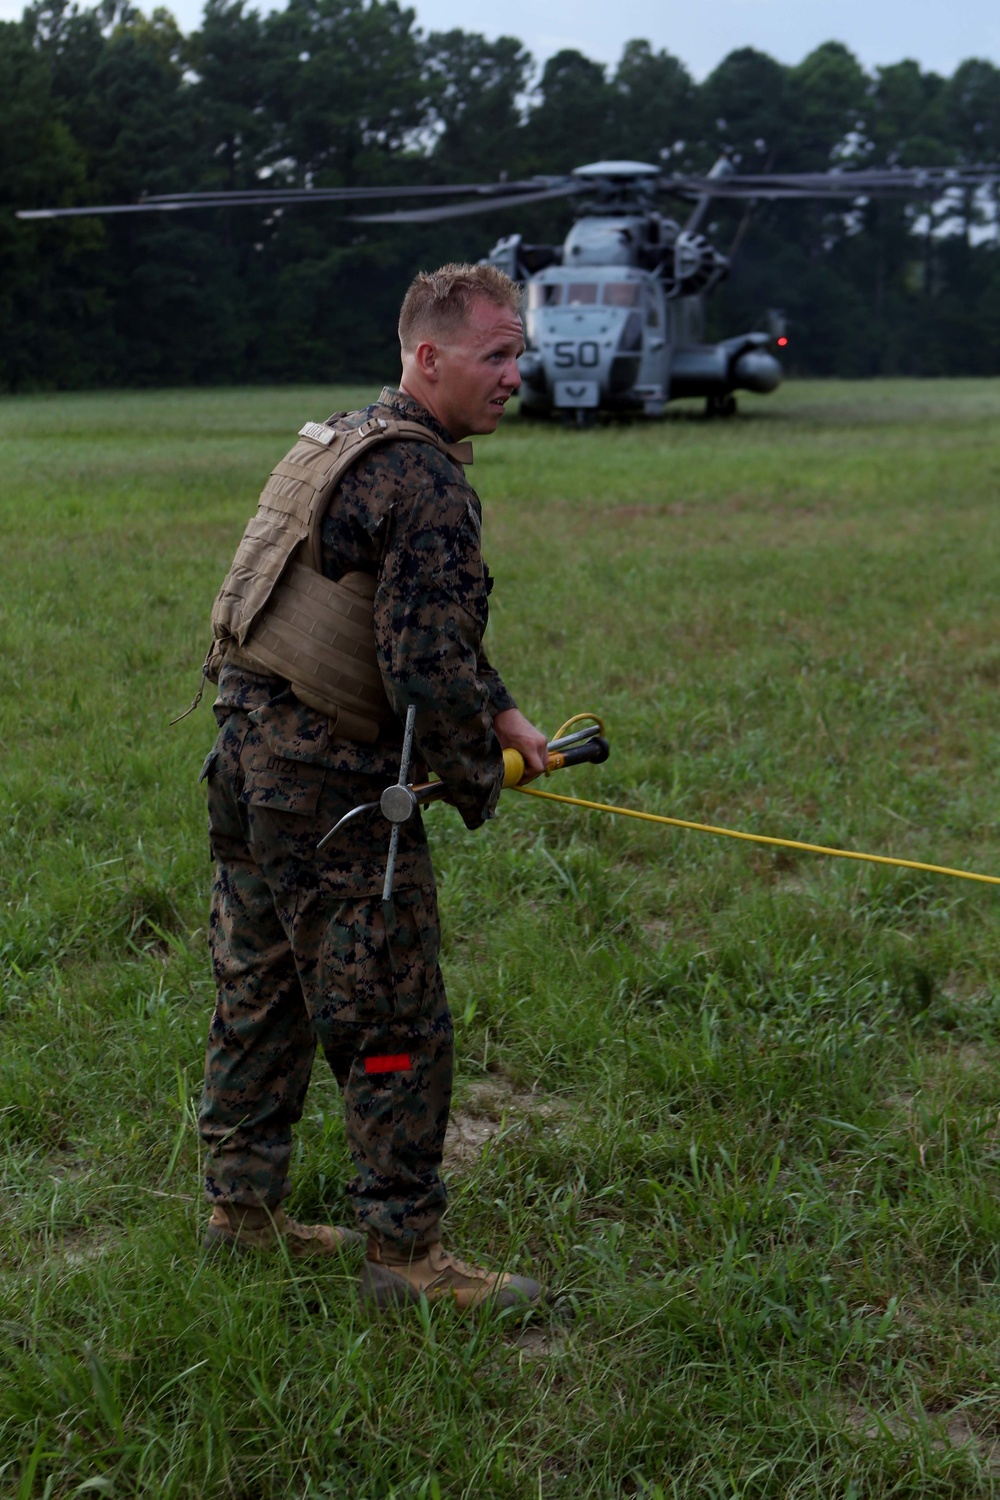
[
  {"xmin": 700, "ymin": 46, "xmax": 791, "ymax": 164},
  {"xmin": 421, "ymin": 29, "xmax": 532, "ymax": 175},
  {"xmin": 3, "ymin": 380, "xmax": 1000, "ymax": 1494},
  {"xmin": 0, "ymin": 17, "xmax": 105, "ymax": 390},
  {"xmin": 521, "ymin": 49, "xmax": 615, "ymax": 173},
  {"xmin": 789, "ymin": 42, "xmax": 868, "ymax": 170},
  {"xmin": 610, "ymin": 40, "xmax": 699, "ymax": 164}
]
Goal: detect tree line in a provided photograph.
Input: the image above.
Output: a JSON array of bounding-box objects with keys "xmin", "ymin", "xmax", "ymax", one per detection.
[{"xmin": 2, "ymin": 0, "xmax": 999, "ymax": 392}]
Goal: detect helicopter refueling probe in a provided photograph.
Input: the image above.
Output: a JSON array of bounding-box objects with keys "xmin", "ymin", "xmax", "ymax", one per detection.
[{"xmin": 321, "ymin": 711, "xmax": 1000, "ymax": 900}]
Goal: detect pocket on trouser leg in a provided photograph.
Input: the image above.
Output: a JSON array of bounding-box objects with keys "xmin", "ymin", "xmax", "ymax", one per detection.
[
  {"xmin": 241, "ymin": 749, "xmax": 325, "ymax": 815},
  {"xmin": 382, "ymin": 888, "xmax": 442, "ymax": 1024},
  {"xmin": 303, "ymin": 898, "xmax": 394, "ymax": 1032}
]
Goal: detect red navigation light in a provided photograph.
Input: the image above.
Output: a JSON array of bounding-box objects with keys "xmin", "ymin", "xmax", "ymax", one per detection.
[{"xmin": 777, "ymin": 336, "xmax": 788, "ymax": 347}]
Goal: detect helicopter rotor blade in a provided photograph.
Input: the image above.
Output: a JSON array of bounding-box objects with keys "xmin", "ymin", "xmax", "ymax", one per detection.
[
  {"xmin": 19, "ymin": 199, "xmax": 211, "ymax": 219},
  {"xmin": 16, "ymin": 177, "xmax": 570, "ymax": 221},
  {"xmin": 349, "ymin": 181, "xmax": 587, "ymax": 224},
  {"xmin": 661, "ymin": 166, "xmax": 998, "ymax": 202},
  {"xmin": 16, "ymin": 163, "xmax": 997, "ymax": 223}
]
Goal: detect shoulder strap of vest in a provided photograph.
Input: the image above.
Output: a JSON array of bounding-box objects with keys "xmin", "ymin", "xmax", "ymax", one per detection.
[{"xmin": 291, "ymin": 415, "xmax": 473, "ymax": 571}]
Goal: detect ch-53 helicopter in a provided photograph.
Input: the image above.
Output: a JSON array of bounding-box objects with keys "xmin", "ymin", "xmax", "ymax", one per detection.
[
  {"xmin": 482, "ymin": 156, "xmax": 782, "ymax": 421},
  {"xmin": 18, "ymin": 157, "xmax": 998, "ymax": 421}
]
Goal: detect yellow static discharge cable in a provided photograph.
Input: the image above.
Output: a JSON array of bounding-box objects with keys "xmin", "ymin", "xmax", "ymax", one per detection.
[
  {"xmin": 511, "ymin": 784, "xmax": 1000, "ymax": 888},
  {"xmin": 516, "ymin": 714, "xmax": 1000, "ymax": 889}
]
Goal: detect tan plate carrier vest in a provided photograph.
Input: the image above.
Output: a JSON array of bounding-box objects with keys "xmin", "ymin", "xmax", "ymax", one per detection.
[{"xmin": 207, "ymin": 415, "xmax": 473, "ymax": 744}]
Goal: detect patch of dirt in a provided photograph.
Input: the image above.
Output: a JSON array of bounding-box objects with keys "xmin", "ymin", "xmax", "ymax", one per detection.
[
  {"xmin": 774, "ymin": 874, "xmax": 815, "ymax": 895},
  {"xmin": 934, "ymin": 1040, "xmax": 996, "ymax": 1077},
  {"xmin": 60, "ymin": 1227, "xmax": 118, "ymax": 1268},
  {"xmin": 444, "ymin": 1113, "xmax": 503, "ymax": 1172},
  {"xmin": 444, "ymin": 1078, "xmax": 570, "ymax": 1173},
  {"xmin": 834, "ymin": 1396, "xmax": 1000, "ymax": 1470},
  {"xmin": 510, "ymin": 1326, "xmax": 570, "ymax": 1359}
]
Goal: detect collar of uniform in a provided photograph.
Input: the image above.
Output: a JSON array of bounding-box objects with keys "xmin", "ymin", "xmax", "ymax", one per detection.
[{"xmin": 374, "ymin": 387, "xmax": 470, "ymax": 463}]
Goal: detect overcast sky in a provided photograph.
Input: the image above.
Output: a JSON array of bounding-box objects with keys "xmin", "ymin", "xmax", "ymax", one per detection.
[
  {"xmin": 3, "ymin": 0, "xmax": 998, "ymax": 81},
  {"xmin": 406, "ymin": 0, "xmax": 1000, "ymax": 81}
]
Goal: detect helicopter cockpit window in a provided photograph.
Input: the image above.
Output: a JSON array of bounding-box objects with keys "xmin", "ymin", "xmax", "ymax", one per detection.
[
  {"xmin": 528, "ymin": 283, "xmax": 562, "ymax": 308},
  {"xmin": 602, "ymin": 283, "xmax": 641, "ymax": 308},
  {"xmin": 566, "ymin": 283, "xmax": 598, "ymax": 306}
]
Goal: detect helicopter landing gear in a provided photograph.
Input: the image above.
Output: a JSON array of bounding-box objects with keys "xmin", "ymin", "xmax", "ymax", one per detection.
[
  {"xmin": 707, "ymin": 393, "xmax": 740, "ymax": 417},
  {"xmin": 705, "ymin": 393, "xmax": 737, "ymax": 418}
]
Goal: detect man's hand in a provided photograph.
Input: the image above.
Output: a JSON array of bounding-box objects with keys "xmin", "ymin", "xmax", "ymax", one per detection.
[{"xmin": 493, "ymin": 707, "xmax": 549, "ymax": 783}]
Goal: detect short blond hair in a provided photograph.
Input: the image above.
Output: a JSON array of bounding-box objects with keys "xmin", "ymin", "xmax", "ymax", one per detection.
[{"xmin": 398, "ymin": 263, "xmax": 522, "ymax": 353}]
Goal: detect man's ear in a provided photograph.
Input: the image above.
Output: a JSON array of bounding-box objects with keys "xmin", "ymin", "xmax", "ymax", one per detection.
[{"xmin": 412, "ymin": 338, "xmax": 439, "ymax": 381}]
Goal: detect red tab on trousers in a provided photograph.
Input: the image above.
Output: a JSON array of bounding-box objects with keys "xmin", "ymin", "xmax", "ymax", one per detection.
[{"xmin": 364, "ymin": 1054, "xmax": 412, "ymax": 1074}]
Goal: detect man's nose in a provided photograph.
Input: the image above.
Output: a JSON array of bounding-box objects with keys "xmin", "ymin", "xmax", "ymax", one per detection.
[{"xmin": 502, "ymin": 357, "xmax": 521, "ymax": 389}]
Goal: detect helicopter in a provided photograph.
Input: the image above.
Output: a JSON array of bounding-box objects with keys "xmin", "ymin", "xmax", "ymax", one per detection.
[
  {"xmin": 17, "ymin": 157, "xmax": 997, "ymax": 421},
  {"xmin": 481, "ymin": 158, "xmax": 782, "ymax": 421}
]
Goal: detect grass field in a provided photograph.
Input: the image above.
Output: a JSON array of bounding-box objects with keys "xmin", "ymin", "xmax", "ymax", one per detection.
[{"xmin": 2, "ymin": 377, "xmax": 1000, "ymax": 1498}]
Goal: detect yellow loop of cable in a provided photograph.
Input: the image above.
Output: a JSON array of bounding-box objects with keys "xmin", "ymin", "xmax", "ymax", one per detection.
[
  {"xmin": 549, "ymin": 711, "xmax": 605, "ymax": 744},
  {"xmin": 509, "ymin": 784, "xmax": 1000, "ymax": 888}
]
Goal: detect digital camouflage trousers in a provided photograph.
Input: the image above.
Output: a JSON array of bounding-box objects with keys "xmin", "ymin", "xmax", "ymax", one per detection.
[{"xmin": 198, "ymin": 708, "xmax": 452, "ymax": 1250}]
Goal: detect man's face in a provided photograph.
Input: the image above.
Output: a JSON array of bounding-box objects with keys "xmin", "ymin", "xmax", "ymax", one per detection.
[{"xmin": 427, "ymin": 297, "xmax": 525, "ymax": 438}]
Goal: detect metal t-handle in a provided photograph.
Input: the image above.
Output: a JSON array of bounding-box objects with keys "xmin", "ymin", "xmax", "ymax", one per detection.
[{"xmin": 382, "ymin": 703, "xmax": 417, "ymax": 903}]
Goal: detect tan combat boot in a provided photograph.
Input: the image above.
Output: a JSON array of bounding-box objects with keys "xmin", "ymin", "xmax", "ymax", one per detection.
[
  {"xmin": 202, "ymin": 1203, "xmax": 363, "ymax": 1258},
  {"xmin": 359, "ymin": 1236, "xmax": 542, "ymax": 1311}
]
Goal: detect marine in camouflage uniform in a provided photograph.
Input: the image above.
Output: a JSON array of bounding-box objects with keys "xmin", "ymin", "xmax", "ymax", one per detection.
[{"xmin": 199, "ymin": 385, "xmax": 520, "ymax": 1256}]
